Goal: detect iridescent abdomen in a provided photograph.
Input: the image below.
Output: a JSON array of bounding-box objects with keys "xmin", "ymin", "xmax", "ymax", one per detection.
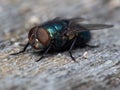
[
  {"xmin": 61, "ymin": 31, "xmax": 91, "ymax": 51},
  {"xmin": 78, "ymin": 31, "xmax": 91, "ymax": 43}
]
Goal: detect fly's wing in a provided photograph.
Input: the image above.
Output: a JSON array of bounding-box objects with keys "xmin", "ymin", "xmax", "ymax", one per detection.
[
  {"xmin": 79, "ymin": 24, "xmax": 113, "ymax": 30},
  {"xmin": 69, "ymin": 24, "xmax": 113, "ymax": 32},
  {"xmin": 64, "ymin": 24, "xmax": 114, "ymax": 36},
  {"xmin": 68, "ymin": 17, "xmax": 85, "ymax": 23},
  {"xmin": 42, "ymin": 17, "xmax": 85, "ymax": 26}
]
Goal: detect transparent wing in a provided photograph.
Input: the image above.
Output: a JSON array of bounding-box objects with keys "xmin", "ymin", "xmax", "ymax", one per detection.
[
  {"xmin": 68, "ymin": 17, "xmax": 85, "ymax": 22},
  {"xmin": 69, "ymin": 24, "xmax": 113, "ymax": 32},
  {"xmin": 64, "ymin": 24, "xmax": 114, "ymax": 36},
  {"xmin": 79, "ymin": 24, "xmax": 113, "ymax": 30}
]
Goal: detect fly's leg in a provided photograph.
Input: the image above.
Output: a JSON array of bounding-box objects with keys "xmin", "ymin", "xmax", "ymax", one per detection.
[
  {"xmin": 68, "ymin": 37, "xmax": 77, "ymax": 62},
  {"xmin": 10, "ymin": 43, "xmax": 29, "ymax": 55},
  {"xmin": 36, "ymin": 43, "xmax": 52, "ymax": 62}
]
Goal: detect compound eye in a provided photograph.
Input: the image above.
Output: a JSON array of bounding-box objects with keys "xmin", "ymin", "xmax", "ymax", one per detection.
[
  {"xmin": 28, "ymin": 27, "xmax": 37, "ymax": 39},
  {"xmin": 37, "ymin": 28, "xmax": 50, "ymax": 46}
]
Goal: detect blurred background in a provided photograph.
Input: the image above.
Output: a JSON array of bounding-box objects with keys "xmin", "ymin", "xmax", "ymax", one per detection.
[
  {"xmin": 0, "ymin": 0, "xmax": 120, "ymax": 90},
  {"xmin": 0, "ymin": 0, "xmax": 119, "ymax": 41}
]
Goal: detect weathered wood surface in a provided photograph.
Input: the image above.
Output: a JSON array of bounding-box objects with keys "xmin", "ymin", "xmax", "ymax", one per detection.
[{"xmin": 0, "ymin": 0, "xmax": 120, "ymax": 90}]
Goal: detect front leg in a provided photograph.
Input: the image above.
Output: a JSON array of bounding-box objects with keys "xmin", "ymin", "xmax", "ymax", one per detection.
[
  {"xmin": 10, "ymin": 42, "xmax": 29, "ymax": 55},
  {"xmin": 36, "ymin": 43, "xmax": 52, "ymax": 62}
]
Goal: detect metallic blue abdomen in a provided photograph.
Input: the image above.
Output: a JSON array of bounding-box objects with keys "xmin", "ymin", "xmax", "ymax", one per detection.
[{"xmin": 79, "ymin": 31, "xmax": 91, "ymax": 43}]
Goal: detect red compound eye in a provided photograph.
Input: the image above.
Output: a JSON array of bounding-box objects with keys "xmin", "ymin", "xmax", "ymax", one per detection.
[{"xmin": 37, "ymin": 28, "xmax": 50, "ymax": 46}]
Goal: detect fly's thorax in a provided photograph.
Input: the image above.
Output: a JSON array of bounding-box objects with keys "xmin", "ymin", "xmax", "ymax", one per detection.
[
  {"xmin": 43, "ymin": 21, "xmax": 68, "ymax": 38},
  {"xmin": 28, "ymin": 26, "xmax": 51, "ymax": 50}
]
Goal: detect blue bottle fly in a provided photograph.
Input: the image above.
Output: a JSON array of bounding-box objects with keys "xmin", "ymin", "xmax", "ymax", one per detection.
[{"xmin": 11, "ymin": 17, "xmax": 113, "ymax": 62}]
